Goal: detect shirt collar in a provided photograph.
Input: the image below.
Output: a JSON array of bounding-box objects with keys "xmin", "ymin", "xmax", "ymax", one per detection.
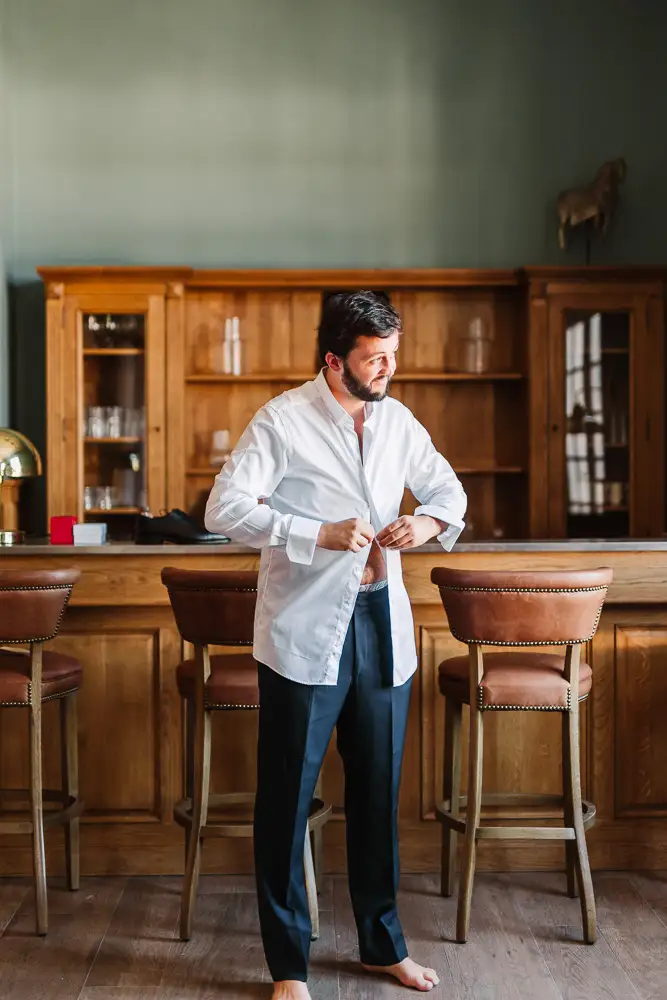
[{"xmin": 314, "ymin": 368, "xmax": 376, "ymax": 428}]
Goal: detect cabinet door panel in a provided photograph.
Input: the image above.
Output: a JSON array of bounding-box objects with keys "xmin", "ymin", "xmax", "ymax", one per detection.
[
  {"xmin": 48, "ymin": 289, "xmax": 167, "ymax": 533},
  {"xmin": 546, "ymin": 292, "xmax": 662, "ymax": 539}
]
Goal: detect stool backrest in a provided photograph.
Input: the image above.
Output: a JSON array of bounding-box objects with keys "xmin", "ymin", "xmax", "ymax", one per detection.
[
  {"xmin": 161, "ymin": 568, "xmax": 258, "ymax": 646},
  {"xmin": 430, "ymin": 567, "xmax": 613, "ymax": 646},
  {"xmin": 0, "ymin": 569, "xmax": 81, "ymax": 643}
]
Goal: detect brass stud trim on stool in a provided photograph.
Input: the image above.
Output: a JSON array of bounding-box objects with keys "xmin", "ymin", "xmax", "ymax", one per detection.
[
  {"xmin": 436, "ymin": 584, "xmax": 608, "ymax": 593},
  {"xmin": 204, "ymin": 703, "xmax": 261, "ymax": 710},
  {"xmin": 477, "ymin": 685, "xmax": 573, "ymax": 712},
  {"xmin": 450, "ymin": 600, "xmax": 604, "ymax": 647},
  {"xmin": 0, "ymin": 685, "xmax": 82, "ymax": 709}
]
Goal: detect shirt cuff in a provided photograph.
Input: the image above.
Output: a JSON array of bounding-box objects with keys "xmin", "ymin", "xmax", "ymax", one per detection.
[
  {"xmin": 285, "ymin": 515, "xmax": 323, "ymax": 565},
  {"xmin": 414, "ymin": 505, "xmax": 465, "ymax": 552}
]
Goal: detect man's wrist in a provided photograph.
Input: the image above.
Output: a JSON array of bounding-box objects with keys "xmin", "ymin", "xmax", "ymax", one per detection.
[{"xmin": 416, "ymin": 514, "xmax": 447, "ymax": 539}]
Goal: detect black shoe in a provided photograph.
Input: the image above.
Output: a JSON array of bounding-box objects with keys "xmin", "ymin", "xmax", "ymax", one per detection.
[{"xmin": 134, "ymin": 509, "xmax": 230, "ymax": 545}]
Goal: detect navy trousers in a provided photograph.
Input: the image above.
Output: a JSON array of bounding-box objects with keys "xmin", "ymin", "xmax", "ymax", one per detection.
[{"xmin": 254, "ymin": 586, "xmax": 412, "ymax": 982}]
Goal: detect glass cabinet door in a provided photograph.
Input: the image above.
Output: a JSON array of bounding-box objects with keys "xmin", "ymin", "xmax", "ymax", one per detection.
[
  {"xmin": 46, "ymin": 284, "xmax": 167, "ymax": 532},
  {"xmin": 564, "ymin": 310, "xmax": 630, "ymax": 537},
  {"xmin": 555, "ymin": 309, "xmax": 631, "ymax": 538},
  {"xmin": 82, "ymin": 313, "xmax": 147, "ymax": 539}
]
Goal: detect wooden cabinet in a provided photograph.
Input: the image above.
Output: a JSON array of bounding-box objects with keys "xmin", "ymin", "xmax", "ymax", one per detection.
[
  {"xmin": 169, "ymin": 274, "xmax": 528, "ymax": 541},
  {"xmin": 41, "ymin": 268, "xmax": 529, "ymax": 542},
  {"xmin": 528, "ymin": 269, "xmax": 665, "ymax": 539},
  {"xmin": 40, "ymin": 265, "xmax": 666, "ymax": 542},
  {"xmin": 41, "ymin": 270, "xmax": 189, "ymax": 538}
]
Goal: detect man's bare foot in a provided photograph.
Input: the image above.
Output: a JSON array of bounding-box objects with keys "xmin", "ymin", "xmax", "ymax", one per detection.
[
  {"xmin": 271, "ymin": 981, "xmax": 311, "ymax": 1000},
  {"xmin": 362, "ymin": 957, "xmax": 440, "ymax": 991}
]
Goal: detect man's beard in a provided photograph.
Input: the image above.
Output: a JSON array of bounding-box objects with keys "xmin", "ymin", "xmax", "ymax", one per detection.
[{"xmin": 342, "ymin": 360, "xmax": 391, "ymax": 402}]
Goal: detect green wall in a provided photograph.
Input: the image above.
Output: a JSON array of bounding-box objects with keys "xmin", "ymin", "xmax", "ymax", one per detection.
[
  {"xmin": 3, "ymin": 0, "xmax": 666, "ymax": 282},
  {"xmin": 1, "ymin": 0, "xmax": 666, "ymax": 519}
]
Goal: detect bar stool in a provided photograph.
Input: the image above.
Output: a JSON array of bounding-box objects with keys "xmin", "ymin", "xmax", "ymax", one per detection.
[
  {"xmin": 0, "ymin": 568, "xmax": 84, "ymax": 935},
  {"xmin": 161, "ymin": 568, "xmax": 333, "ymax": 942},
  {"xmin": 430, "ymin": 566, "xmax": 613, "ymax": 945}
]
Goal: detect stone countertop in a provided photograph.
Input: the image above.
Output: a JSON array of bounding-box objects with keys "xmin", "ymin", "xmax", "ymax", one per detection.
[{"xmin": 3, "ymin": 539, "xmax": 667, "ymax": 555}]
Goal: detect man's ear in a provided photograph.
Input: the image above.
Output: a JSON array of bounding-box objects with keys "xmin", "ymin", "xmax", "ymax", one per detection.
[{"xmin": 325, "ymin": 352, "xmax": 343, "ymax": 373}]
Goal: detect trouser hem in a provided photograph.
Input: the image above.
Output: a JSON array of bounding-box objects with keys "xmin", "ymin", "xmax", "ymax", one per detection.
[
  {"xmin": 269, "ymin": 972, "xmax": 309, "ymax": 983},
  {"xmin": 358, "ymin": 941, "xmax": 409, "ymax": 967}
]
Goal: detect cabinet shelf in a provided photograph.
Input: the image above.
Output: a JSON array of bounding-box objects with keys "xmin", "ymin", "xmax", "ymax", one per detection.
[
  {"xmin": 184, "ymin": 464, "xmax": 526, "ymax": 477},
  {"xmin": 83, "ymin": 348, "xmax": 145, "ymax": 356},
  {"xmin": 456, "ymin": 466, "xmax": 525, "ymax": 475},
  {"xmin": 186, "ymin": 467, "xmax": 219, "ymax": 477},
  {"xmin": 186, "ymin": 373, "xmax": 312, "ymax": 384},
  {"xmin": 84, "ymin": 437, "xmax": 143, "ymax": 444},
  {"xmin": 185, "ymin": 371, "xmax": 525, "ymax": 384},
  {"xmin": 397, "ymin": 372, "xmax": 524, "ymax": 382},
  {"xmin": 85, "ymin": 507, "xmax": 142, "ymax": 515}
]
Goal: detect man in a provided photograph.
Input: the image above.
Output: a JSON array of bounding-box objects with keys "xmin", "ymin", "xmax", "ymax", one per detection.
[{"xmin": 205, "ymin": 291, "xmax": 466, "ymax": 1000}]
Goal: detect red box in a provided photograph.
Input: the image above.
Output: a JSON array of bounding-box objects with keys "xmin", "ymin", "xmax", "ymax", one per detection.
[{"xmin": 50, "ymin": 516, "xmax": 77, "ymax": 545}]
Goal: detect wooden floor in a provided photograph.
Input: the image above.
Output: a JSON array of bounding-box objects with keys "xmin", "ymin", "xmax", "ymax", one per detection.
[{"xmin": 0, "ymin": 872, "xmax": 665, "ymax": 999}]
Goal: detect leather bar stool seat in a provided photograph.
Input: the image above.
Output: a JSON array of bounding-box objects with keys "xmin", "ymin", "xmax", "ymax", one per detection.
[
  {"xmin": 438, "ymin": 652, "xmax": 592, "ymax": 710},
  {"xmin": 176, "ymin": 652, "xmax": 259, "ymax": 708},
  {"xmin": 0, "ymin": 650, "xmax": 83, "ymax": 705}
]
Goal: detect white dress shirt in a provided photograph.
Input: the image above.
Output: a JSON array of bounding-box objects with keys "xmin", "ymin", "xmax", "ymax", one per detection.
[{"xmin": 205, "ymin": 370, "xmax": 466, "ymax": 686}]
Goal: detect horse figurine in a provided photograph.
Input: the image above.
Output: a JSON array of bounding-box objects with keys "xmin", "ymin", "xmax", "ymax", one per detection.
[{"xmin": 557, "ymin": 158, "xmax": 627, "ymax": 250}]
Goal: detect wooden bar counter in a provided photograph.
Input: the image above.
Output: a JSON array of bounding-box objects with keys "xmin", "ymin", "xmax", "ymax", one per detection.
[{"xmin": 0, "ymin": 540, "xmax": 666, "ymax": 877}]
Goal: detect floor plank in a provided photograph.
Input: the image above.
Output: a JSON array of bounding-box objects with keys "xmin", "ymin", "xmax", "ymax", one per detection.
[
  {"xmin": 595, "ymin": 874, "xmax": 667, "ymax": 1000},
  {"xmin": 0, "ymin": 877, "xmax": 125, "ymax": 1000},
  {"xmin": 509, "ymin": 871, "xmax": 642, "ymax": 1000},
  {"xmin": 86, "ymin": 877, "xmax": 269, "ymax": 997},
  {"xmin": 79, "ymin": 990, "xmax": 166, "ymax": 1000},
  {"xmin": 628, "ymin": 872, "xmax": 667, "ymax": 930},
  {"xmin": 0, "ymin": 880, "xmax": 30, "ymax": 936},
  {"xmin": 305, "ymin": 905, "xmax": 339, "ymax": 1000},
  {"xmin": 433, "ymin": 873, "xmax": 563, "ymax": 1000}
]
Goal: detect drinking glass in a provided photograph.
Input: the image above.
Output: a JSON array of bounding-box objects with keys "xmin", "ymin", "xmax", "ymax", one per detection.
[
  {"xmin": 87, "ymin": 406, "xmax": 106, "ymax": 439},
  {"xmin": 105, "ymin": 406, "xmax": 123, "ymax": 438},
  {"xmin": 83, "ymin": 486, "xmax": 99, "ymax": 511},
  {"xmin": 98, "ymin": 486, "xmax": 117, "ymax": 511}
]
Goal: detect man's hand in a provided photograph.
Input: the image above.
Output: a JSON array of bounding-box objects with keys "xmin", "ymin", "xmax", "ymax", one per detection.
[
  {"xmin": 376, "ymin": 515, "xmax": 445, "ymax": 550},
  {"xmin": 317, "ymin": 518, "xmax": 375, "ymax": 552}
]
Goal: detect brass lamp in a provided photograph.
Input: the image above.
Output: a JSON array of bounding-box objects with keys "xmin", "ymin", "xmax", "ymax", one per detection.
[{"xmin": 0, "ymin": 428, "xmax": 42, "ymax": 545}]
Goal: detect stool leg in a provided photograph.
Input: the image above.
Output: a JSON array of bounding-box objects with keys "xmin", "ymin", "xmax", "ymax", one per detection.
[
  {"xmin": 456, "ymin": 697, "xmax": 483, "ymax": 943},
  {"xmin": 180, "ymin": 689, "xmax": 211, "ymax": 940},
  {"xmin": 29, "ymin": 644, "xmax": 48, "ymax": 936},
  {"xmin": 441, "ymin": 698, "xmax": 462, "ymax": 897},
  {"xmin": 562, "ymin": 712, "xmax": 577, "ymax": 899},
  {"xmin": 60, "ymin": 693, "xmax": 80, "ymax": 891},
  {"xmin": 304, "ymin": 826, "xmax": 320, "ymax": 942},
  {"xmin": 565, "ymin": 703, "xmax": 596, "ymax": 944},
  {"xmin": 183, "ymin": 696, "xmax": 196, "ymax": 868},
  {"xmin": 312, "ymin": 828, "xmax": 324, "ymax": 894},
  {"xmin": 312, "ymin": 772, "xmax": 325, "ymax": 893}
]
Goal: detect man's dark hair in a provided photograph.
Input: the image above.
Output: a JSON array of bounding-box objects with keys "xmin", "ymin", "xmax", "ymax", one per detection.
[{"xmin": 317, "ymin": 291, "xmax": 402, "ymax": 367}]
